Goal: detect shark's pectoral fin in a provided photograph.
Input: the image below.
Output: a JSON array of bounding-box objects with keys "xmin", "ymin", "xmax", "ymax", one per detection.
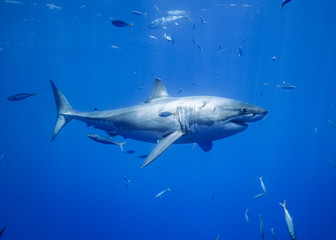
[
  {"xmin": 141, "ymin": 131, "xmax": 184, "ymax": 168},
  {"xmin": 198, "ymin": 141, "xmax": 213, "ymax": 152}
]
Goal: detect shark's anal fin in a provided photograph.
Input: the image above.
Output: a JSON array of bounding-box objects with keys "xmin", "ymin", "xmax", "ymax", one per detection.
[
  {"xmin": 198, "ymin": 141, "xmax": 213, "ymax": 152},
  {"xmin": 141, "ymin": 131, "xmax": 184, "ymax": 168}
]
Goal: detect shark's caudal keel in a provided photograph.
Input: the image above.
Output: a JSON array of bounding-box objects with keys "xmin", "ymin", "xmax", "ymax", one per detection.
[{"xmin": 50, "ymin": 79, "xmax": 267, "ymax": 167}]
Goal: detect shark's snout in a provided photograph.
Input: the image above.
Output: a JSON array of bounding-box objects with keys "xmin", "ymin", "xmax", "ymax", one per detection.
[
  {"xmin": 251, "ymin": 108, "xmax": 268, "ymax": 122},
  {"xmin": 231, "ymin": 106, "xmax": 268, "ymax": 123}
]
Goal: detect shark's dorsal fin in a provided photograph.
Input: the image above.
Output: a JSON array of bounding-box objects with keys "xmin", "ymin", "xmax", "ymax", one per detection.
[{"xmin": 145, "ymin": 79, "xmax": 170, "ymax": 103}]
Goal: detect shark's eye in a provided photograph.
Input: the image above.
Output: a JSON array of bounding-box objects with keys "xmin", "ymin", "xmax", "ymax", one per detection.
[{"xmin": 241, "ymin": 108, "xmax": 247, "ymax": 113}]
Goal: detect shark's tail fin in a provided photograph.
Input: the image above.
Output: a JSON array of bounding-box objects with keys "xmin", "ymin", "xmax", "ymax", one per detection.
[{"xmin": 50, "ymin": 80, "xmax": 73, "ymax": 141}]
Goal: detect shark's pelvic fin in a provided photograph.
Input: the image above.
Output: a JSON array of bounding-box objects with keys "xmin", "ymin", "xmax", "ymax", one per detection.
[
  {"xmin": 145, "ymin": 78, "xmax": 170, "ymax": 103},
  {"xmin": 198, "ymin": 141, "xmax": 213, "ymax": 152},
  {"xmin": 141, "ymin": 131, "xmax": 184, "ymax": 168},
  {"xmin": 50, "ymin": 80, "xmax": 73, "ymax": 141}
]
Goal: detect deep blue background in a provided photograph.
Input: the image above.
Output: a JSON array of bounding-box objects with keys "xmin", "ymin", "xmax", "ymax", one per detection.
[{"xmin": 1, "ymin": 0, "xmax": 336, "ymax": 239}]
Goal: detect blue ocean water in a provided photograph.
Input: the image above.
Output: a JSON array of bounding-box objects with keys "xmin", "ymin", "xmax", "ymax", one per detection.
[{"xmin": 1, "ymin": 0, "xmax": 336, "ymax": 239}]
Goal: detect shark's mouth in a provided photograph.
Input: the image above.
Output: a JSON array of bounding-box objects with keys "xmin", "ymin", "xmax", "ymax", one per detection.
[{"xmin": 231, "ymin": 120, "xmax": 248, "ymax": 127}]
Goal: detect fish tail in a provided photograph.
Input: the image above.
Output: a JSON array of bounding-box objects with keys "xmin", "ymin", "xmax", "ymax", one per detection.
[
  {"xmin": 129, "ymin": 23, "xmax": 134, "ymax": 27},
  {"xmin": 279, "ymin": 199, "xmax": 286, "ymax": 209},
  {"xmin": 50, "ymin": 80, "xmax": 74, "ymax": 141},
  {"xmin": 167, "ymin": 187, "xmax": 171, "ymax": 191},
  {"xmin": 119, "ymin": 142, "xmax": 126, "ymax": 151}
]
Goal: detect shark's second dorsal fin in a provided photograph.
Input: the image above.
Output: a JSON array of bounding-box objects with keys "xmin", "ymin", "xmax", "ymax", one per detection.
[{"xmin": 145, "ymin": 79, "xmax": 170, "ymax": 103}]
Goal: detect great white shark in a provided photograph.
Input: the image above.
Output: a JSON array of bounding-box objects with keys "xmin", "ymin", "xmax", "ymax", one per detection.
[{"xmin": 51, "ymin": 79, "xmax": 267, "ymax": 167}]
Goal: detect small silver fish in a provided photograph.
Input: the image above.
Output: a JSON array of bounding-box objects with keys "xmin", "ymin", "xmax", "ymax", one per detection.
[
  {"xmin": 163, "ymin": 33, "xmax": 175, "ymax": 46},
  {"xmin": 7, "ymin": 92, "xmax": 36, "ymax": 101},
  {"xmin": 154, "ymin": 4, "xmax": 161, "ymax": 13},
  {"xmin": 123, "ymin": 176, "xmax": 131, "ymax": 189},
  {"xmin": 149, "ymin": 35, "xmax": 157, "ymax": 40},
  {"xmin": 271, "ymin": 227, "xmax": 278, "ymax": 240},
  {"xmin": 328, "ymin": 120, "xmax": 336, "ymax": 128},
  {"xmin": 245, "ymin": 208, "xmax": 249, "ymax": 226},
  {"xmin": 155, "ymin": 188, "xmax": 171, "ymax": 198},
  {"xmin": 87, "ymin": 134, "xmax": 125, "ymax": 151},
  {"xmin": 279, "ymin": 200, "xmax": 296, "ymax": 240},
  {"xmin": 259, "ymin": 176, "xmax": 267, "ymax": 193},
  {"xmin": 46, "ymin": 3, "xmax": 62, "ymax": 10},
  {"xmin": 123, "ymin": 176, "xmax": 131, "ymax": 183},
  {"xmin": 259, "ymin": 215, "xmax": 264, "ymax": 239},
  {"xmin": 253, "ymin": 192, "xmax": 267, "ymax": 199},
  {"xmin": 272, "ymin": 56, "xmax": 277, "ymax": 61},
  {"xmin": 5, "ymin": 0, "xmax": 22, "ymax": 4},
  {"xmin": 238, "ymin": 46, "xmax": 242, "ymax": 56},
  {"xmin": 200, "ymin": 16, "xmax": 207, "ymax": 24},
  {"xmin": 131, "ymin": 10, "xmax": 147, "ymax": 17},
  {"xmin": 108, "ymin": 45, "xmax": 121, "ymax": 50},
  {"xmin": 277, "ymin": 81, "xmax": 296, "ymax": 90},
  {"xmin": 0, "ymin": 153, "xmax": 5, "ymax": 160},
  {"xmin": 196, "ymin": 42, "xmax": 203, "ymax": 52},
  {"xmin": 112, "ymin": 20, "xmax": 134, "ymax": 28},
  {"xmin": 163, "ymin": 33, "xmax": 172, "ymax": 41}
]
